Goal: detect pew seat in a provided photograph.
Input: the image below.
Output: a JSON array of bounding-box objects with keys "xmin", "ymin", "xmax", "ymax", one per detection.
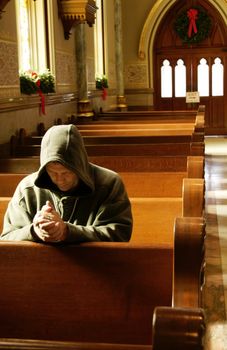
[
  {"xmin": 0, "ymin": 177, "xmax": 205, "ymax": 245},
  {"xmin": 0, "ymin": 196, "xmax": 182, "ymax": 245}
]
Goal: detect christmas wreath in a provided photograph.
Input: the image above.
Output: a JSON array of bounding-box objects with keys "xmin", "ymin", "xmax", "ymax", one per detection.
[{"xmin": 174, "ymin": 7, "xmax": 212, "ymax": 44}]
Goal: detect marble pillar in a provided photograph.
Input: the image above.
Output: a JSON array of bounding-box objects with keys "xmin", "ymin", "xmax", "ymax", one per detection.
[
  {"xmin": 75, "ymin": 23, "xmax": 93, "ymax": 117},
  {"xmin": 114, "ymin": 0, "xmax": 127, "ymax": 110}
]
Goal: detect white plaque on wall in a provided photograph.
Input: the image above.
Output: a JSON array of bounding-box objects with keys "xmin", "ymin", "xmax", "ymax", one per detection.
[{"xmin": 186, "ymin": 91, "xmax": 200, "ymax": 103}]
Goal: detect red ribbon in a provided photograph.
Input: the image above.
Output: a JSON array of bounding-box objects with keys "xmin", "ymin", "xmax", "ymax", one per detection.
[
  {"xmin": 36, "ymin": 79, "xmax": 45, "ymax": 115},
  {"xmin": 187, "ymin": 8, "xmax": 198, "ymax": 38},
  {"xmin": 102, "ymin": 87, "xmax": 108, "ymax": 100}
]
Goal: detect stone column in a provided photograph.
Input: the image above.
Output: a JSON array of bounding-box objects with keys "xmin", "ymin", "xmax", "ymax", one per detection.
[
  {"xmin": 75, "ymin": 23, "xmax": 93, "ymax": 117},
  {"xmin": 114, "ymin": 0, "xmax": 127, "ymax": 110}
]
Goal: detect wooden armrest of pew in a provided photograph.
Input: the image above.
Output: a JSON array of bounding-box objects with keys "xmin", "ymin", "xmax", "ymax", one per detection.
[
  {"xmin": 173, "ymin": 216, "xmax": 206, "ymax": 308},
  {"xmin": 182, "ymin": 178, "xmax": 205, "ymax": 217},
  {"xmin": 187, "ymin": 156, "xmax": 204, "ymax": 178},
  {"xmin": 152, "ymin": 306, "xmax": 205, "ymax": 350},
  {"xmin": 195, "ymin": 114, "xmax": 205, "ymax": 133},
  {"xmin": 190, "ymin": 142, "xmax": 205, "ymax": 156}
]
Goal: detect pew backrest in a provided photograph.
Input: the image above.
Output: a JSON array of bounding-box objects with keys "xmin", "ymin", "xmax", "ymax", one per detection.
[{"xmin": 0, "ymin": 242, "xmax": 172, "ymax": 344}]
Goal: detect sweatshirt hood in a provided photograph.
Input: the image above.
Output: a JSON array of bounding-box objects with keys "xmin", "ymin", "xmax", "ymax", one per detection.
[{"xmin": 35, "ymin": 124, "xmax": 94, "ymax": 194}]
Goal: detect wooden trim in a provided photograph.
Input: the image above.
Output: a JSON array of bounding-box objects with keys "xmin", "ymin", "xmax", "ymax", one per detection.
[{"xmin": 0, "ymin": 92, "xmax": 77, "ymax": 113}]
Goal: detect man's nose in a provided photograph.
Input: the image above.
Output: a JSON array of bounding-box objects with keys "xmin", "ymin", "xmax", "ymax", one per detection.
[{"xmin": 55, "ymin": 174, "xmax": 64, "ymax": 182}]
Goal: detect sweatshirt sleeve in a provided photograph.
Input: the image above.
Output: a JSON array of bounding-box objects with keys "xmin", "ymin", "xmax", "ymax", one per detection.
[{"xmin": 0, "ymin": 197, "xmax": 36, "ymax": 241}]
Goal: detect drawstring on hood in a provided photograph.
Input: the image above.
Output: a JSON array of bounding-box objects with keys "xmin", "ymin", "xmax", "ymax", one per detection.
[{"xmin": 34, "ymin": 124, "xmax": 94, "ymax": 195}]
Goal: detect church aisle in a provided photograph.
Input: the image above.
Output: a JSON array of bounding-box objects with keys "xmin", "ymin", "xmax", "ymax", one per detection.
[{"xmin": 204, "ymin": 136, "xmax": 227, "ymax": 349}]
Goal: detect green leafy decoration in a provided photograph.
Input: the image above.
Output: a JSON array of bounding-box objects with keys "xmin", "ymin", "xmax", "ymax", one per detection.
[
  {"xmin": 174, "ymin": 7, "xmax": 212, "ymax": 45},
  {"xmin": 20, "ymin": 70, "xmax": 55, "ymax": 95},
  {"xmin": 96, "ymin": 75, "xmax": 108, "ymax": 89}
]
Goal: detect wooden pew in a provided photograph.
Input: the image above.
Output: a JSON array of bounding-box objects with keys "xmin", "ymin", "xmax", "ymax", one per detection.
[
  {"xmin": 152, "ymin": 306, "xmax": 205, "ymax": 349},
  {"xmin": 0, "ymin": 157, "xmax": 40, "ymax": 173},
  {"xmin": 0, "ymin": 172, "xmax": 186, "ymax": 197},
  {"xmin": 0, "ymin": 197, "xmax": 10, "ymax": 232},
  {"xmin": 173, "ymin": 216, "xmax": 206, "ymax": 308},
  {"xmin": 0, "ymin": 173, "xmax": 26, "ymax": 196},
  {"xmin": 0, "ymin": 196, "xmax": 180, "ymax": 245},
  {"xmin": 9, "ymin": 107, "xmax": 204, "ymax": 158},
  {"xmin": 0, "ymin": 155, "xmax": 188, "ymax": 173},
  {"xmin": 0, "ymin": 241, "xmax": 173, "ymax": 344},
  {"xmin": 77, "ymin": 125, "xmax": 195, "ymax": 137},
  {"xmin": 75, "ymin": 114, "xmax": 204, "ymax": 141},
  {"xmin": 79, "ymin": 107, "xmax": 205, "ymax": 132},
  {"xmin": 94, "ymin": 109, "xmax": 198, "ymax": 122},
  {"xmin": 9, "ymin": 140, "xmax": 204, "ymax": 157},
  {"xmin": 187, "ymin": 156, "xmax": 204, "ymax": 178},
  {"xmin": 7, "ymin": 105, "xmax": 205, "ymax": 158},
  {"xmin": 0, "ymin": 153, "xmax": 205, "ymax": 238},
  {"xmin": 0, "ymin": 306, "xmax": 206, "ymax": 350},
  {"xmin": 0, "ymin": 338, "xmax": 152, "ymax": 350},
  {"xmin": 76, "ymin": 122, "xmax": 195, "ymax": 130},
  {"xmin": 129, "ymin": 178, "xmax": 204, "ymax": 245},
  {"xmin": 0, "ymin": 176, "xmax": 205, "ymax": 245},
  {"xmin": 0, "ymin": 220, "xmax": 205, "ymax": 347},
  {"xmin": 0, "ymin": 153, "xmax": 204, "ymax": 196}
]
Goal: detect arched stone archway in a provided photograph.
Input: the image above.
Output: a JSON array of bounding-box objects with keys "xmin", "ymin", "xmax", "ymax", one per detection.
[
  {"xmin": 138, "ymin": 0, "xmax": 227, "ymax": 134},
  {"xmin": 138, "ymin": 0, "xmax": 227, "ymax": 89}
]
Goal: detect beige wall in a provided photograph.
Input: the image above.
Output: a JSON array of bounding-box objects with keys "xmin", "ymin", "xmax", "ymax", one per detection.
[
  {"xmin": 0, "ymin": 0, "xmax": 226, "ymax": 146},
  {"xmin": 54, "ymin": 1, "xmax": 77, "ymax": 94},
  {"xmin": 0, "ymin": 0, "xmax": 78, "ymax": 147},
  {"xmin": 0, "ymin": 0, "xmax": 19, "ymax": 98}
]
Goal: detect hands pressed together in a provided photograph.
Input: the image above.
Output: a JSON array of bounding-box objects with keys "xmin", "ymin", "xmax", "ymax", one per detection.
[{"xmin": 33, "ymin": 200, "xmax": 68, "ymax": 242}]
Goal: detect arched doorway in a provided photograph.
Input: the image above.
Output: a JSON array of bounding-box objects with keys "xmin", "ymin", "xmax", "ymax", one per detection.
[{"xmin": 153, "ymin": 0, "xmax": 227, "ymax": 135}]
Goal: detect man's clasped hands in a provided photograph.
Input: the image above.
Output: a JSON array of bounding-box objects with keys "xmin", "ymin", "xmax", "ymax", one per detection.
[{"xmin": 33, "ymin": 201, "xmax": 68, "ymax": 242}]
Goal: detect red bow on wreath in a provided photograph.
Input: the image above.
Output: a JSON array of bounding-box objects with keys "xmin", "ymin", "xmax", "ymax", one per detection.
[{"xmin": 187, "ymin": 8, "xmax": 198, "ymax": 38}]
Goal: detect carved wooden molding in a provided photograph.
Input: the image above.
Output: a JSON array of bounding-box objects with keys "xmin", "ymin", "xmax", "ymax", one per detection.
[
  {"xmin": 57, "ymin": 0, "xmax": 97, "ymax": 39},
  {"xmin": 0, "ymin": 0, "xmax": 10, "ymax": 19}
]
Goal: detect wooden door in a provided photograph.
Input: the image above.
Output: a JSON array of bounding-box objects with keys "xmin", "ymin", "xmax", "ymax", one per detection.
[{"xmin": 153, "ymin": 0, "xmax": 227, "ymax": 135}]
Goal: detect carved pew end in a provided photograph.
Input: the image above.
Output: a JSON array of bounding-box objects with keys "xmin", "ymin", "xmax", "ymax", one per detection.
[{"xmin": 152, "ymin": 306, "xmax": 205, "ymax": 350}]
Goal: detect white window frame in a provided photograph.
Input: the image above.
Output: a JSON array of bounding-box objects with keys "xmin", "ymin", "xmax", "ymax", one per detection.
[
  {"xmin": 94, "ymin": 0, "xmax": 104, "ymax": 77},
  {"xmin": 16, "ymin": 0, "xmax": 55, "ymax": 74}
]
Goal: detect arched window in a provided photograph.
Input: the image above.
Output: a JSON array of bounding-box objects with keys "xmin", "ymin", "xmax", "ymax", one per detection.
[
  {"xmin": 212, "ymin": 57, "xmax": 224, "ymax": 96},
  {"xmin": 197, "ymin": 58, "xmax": 209, "ymax": 97},
  {"xmin": 175, "ymin": 59, "xmax": 186, "ymax": 97},
  {"xmin": 161, "ymin": 59, "xmax": 172, "ymax": 97}
]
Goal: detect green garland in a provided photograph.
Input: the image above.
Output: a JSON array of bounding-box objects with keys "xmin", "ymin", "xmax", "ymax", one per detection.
[
  {"xmin": 20, "ymin": 70, "xmax": 55, "ymax": 95},
  {"xmin": 96, "ymin": 75, "xmax": 108, "ymax": 90},
  {"xmin": 174, "ymin": 7, "xmax": 212, "ymax": 45}
]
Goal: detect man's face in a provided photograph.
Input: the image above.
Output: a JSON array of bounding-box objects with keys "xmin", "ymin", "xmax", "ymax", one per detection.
[{"xmin": 46, "ymin": 162, "xmax": 79, "ymax": 192}]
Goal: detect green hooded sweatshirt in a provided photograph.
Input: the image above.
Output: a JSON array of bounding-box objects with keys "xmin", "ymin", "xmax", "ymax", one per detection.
[{"xmin": 0, "ymin": 124, "xmax": 132, "ymax": 243}]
